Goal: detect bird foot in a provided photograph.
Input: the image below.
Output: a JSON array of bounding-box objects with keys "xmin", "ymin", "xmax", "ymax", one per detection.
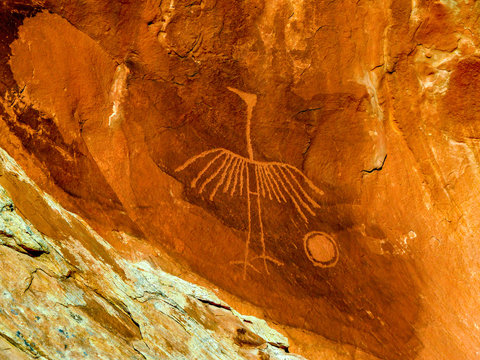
[
  {"xmin": 251, "ymin": 254, "xmax": 284, "ymax": 275},
  {"xmin": 230, "ymin": 254, "xmax": 284, "ymax": 278}
]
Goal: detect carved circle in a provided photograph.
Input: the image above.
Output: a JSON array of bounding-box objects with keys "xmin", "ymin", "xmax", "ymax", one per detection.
[{"xmin": 303, "ymin": 231, "xmax": 339, "ymax": 267}]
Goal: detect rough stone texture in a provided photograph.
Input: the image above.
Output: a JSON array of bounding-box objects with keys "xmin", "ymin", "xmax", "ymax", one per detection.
[
  {"xmin": 0, "ymin": 147, "xmax": 305, "ymax": 359},
  {"xmin": 0, "ymin": 0, "xmax": 479, "ymax": 359}
]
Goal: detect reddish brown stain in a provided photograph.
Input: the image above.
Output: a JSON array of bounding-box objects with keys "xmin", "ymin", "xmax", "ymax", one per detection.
[
  {"xmin": 415, "ymin": 2, "xmax": 458, "ymax": 52},
  {"xmin": 442, "ymin": 56, "xmax": 480, "ymax": 138}
]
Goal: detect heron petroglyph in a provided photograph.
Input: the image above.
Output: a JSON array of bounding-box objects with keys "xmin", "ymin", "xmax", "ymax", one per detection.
[{"xmin": 176, "ymin": 87, "xmax": 329, "ymax": 278}]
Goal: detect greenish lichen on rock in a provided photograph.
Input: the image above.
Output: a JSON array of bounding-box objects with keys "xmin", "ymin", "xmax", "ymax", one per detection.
[{"xmin": 0, "ymin": 187, "xmax": 49, "ymax": 256}]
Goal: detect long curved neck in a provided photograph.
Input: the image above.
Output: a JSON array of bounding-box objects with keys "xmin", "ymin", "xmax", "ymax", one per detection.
[{"xmin": 227, "ymin": 87, "xmax": 257, "ymax": 161}]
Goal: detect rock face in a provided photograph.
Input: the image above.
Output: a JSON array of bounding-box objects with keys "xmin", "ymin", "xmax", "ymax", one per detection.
[{"xmin": 0, "ymin": 1, "xmax": 480, "ymax": 359}]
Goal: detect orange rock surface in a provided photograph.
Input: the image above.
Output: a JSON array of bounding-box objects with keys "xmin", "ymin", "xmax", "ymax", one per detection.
[{"xmin": 1, "ymin": 0, "xmax": 480, "ymax": 359}]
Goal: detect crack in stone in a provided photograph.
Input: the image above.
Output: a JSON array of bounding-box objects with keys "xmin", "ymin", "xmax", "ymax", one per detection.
[{"xmin": 362, "ymin": 154, "xmax": 387, "ymax": 174}]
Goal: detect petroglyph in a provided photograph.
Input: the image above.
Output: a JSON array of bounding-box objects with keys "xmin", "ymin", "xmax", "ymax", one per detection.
[
  {"xmin": 176, "ymin": 87, "xmax": 327, "ymax": 278},
  {"xmin": 176, "ymin": 148, "xmax": 324, "ymax": 221},
  {"xmin": 303, "ymin": 231, "xmax": 339, "ymax": 268}
]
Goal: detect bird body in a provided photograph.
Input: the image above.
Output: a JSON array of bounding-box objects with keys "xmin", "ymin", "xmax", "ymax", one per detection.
[{"xmin": 176, "ymin": 87, "xmax": 327, "ymax": 278}]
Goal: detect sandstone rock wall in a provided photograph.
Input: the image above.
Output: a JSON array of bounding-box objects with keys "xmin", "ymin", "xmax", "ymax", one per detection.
[{"xmin": 1, "ymin": 1, "xmax": 480, "ymax": 359}]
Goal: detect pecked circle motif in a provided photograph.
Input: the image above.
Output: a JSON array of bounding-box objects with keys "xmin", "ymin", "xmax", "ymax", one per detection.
[{"xmin": 303, "ymin": 231, "xmax": 339, "ymax": 268}]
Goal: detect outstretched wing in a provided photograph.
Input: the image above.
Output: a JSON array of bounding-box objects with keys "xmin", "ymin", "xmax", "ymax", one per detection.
[
  {"xmin": 256, "ymin": 162, "xmax": 323, "ymax": 223},
  {"xmin": 176, "ymin": 149, "xmax": 324, "ymax": 223},
  {"xmin": 176, "ymin": 148, "xmax": 248, "ymax": 200}
]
